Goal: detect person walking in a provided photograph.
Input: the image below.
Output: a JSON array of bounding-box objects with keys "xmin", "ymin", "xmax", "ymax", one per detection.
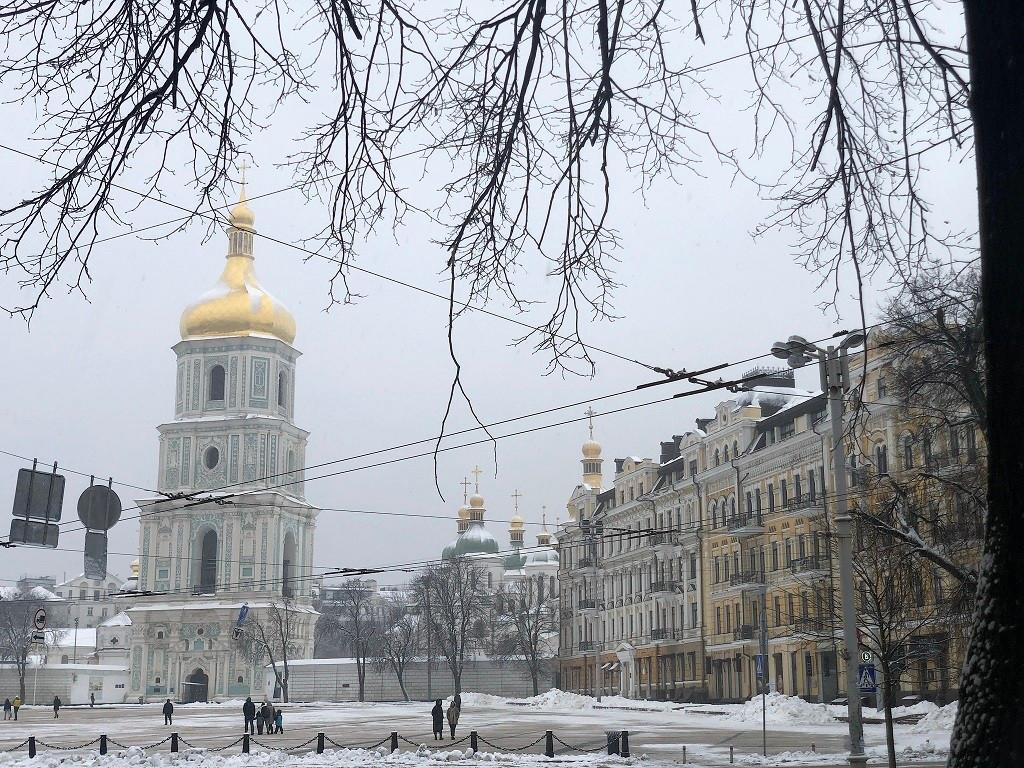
[
  {"xmin": 431, "ymin": 699, "xmax": 444, "ymax": 740},
  {"xmin": 274, "ymin": 708, "xmax": 283, "ymax": 734},
  {"xmin": 90, "ymin": 693, "xmax": 95, "ymax": 708},
  {"xmin": 52, "ymin": 696, "xmax": 61, "ymax": 718},
  {"xmin": 162, "ymin": 699, "xmax": 174, "ymax": 726},
  {"xmin": 446, "ymin": 699, "xmax": 460, "ymax": 741},
  {"xmin": 264, "ymin": 701, "xmax": 275, "ymax": 735},
  {"xmin": 243, "ymin": 697, "xmax": 256, "ymax": 734},
  {"xmin": 12, "ymin": 697, "xmax": 21, "ymax": 721},
  {"xmin": 255, "ymin": 705, "xmax": 265, "ymax": 735},
  {"xmin": 3, "ymin": 699, "xmax": 11, "ymax": 720}
]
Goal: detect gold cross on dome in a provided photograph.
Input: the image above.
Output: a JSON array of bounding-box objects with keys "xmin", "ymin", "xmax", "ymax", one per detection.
[
  {"xmin": 471, "ymin": 464, "xmax": 483, "ymax": 492},
  {"xmin": 511, "ymin": 489, "xmax": 523, "ymax": 512},
  {"xmin": 239, "ymin": 158, "xmax": 250, "ymax": 185},
  {"xmin": 541, "ymin": 505, "xmax": 548, "ymax": 528},
  {"xmin": 584, "ymin": 406, "xmax": 597, "ymax": 439},
  {"xmin": 459, "ymin": 477, "xmax": 472, "ymax": 503}
]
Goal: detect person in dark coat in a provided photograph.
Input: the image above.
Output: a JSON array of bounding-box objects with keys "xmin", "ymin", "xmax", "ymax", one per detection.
[
  {"xmin": 52, "ymin": 696, "xmax": 61, "ymax": 718},
  {"xmin": 3, "ymin": 698, "xmax": 11, "ymax": 720},
  {"xmin": 243, "ymin": 697, "xmax": 256, "ymax": 734},
  {"xmin": 255, "ymin": 707, "xmax": 265, "ymax": 735},
  {"xmin": 90, "ymin": 693, "xmax": 95, "ymax": 708},
  {"xmin": 431, "ymin": 699, "xmax": 444, "ymax": 740},
  {"xmin": 162, "ymin": 699, "xmax": 174, "ymax": 726},
  {"xmin": 265, "ymin": 700, "xmax": 275, "ymax": 731},
  {"xmin": 274, "ymin": 708, "xmax": 283, "ymax": 734},
  {"xmin": 446, "ymin": 700, "xmax": 460, "ymax": 740}
]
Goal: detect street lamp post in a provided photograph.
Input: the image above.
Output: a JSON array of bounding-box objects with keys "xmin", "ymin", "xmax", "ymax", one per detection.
[{"xmin": 771, "ymin": 332, "xmax": 867, "ymax": 767}]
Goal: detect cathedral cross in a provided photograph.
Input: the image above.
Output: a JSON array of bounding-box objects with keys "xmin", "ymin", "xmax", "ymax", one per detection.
[
  {"xmin": 459, "ymin": 476, "xmax": 472, "ymax": 503},
  {"xmin": 511, "ymin": 489, "xmax": 523, "ymax": 512},
  {"xmin": 471, "ymin": 464, "xmax": 483, "ymax": 492},
  {"xmin": 584, "ymin": 406, "xmax": 597, "ymax": 439}
]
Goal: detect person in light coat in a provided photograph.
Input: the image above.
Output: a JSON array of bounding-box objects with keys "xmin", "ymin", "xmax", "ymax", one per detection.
[{"xmin": 446, "ymin": 700, "xmax": 460, "ymax": 740}]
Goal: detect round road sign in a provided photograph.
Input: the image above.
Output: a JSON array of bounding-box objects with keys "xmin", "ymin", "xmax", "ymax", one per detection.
[
  {"xmin": 77, "ymin": 485, "xmax": 122, "ymax": 531},
  {"xmin": 860, "ymin": 650, "xmax": 873, "ymax": 663},
  {"xmin": 33, "ymin": 608, "xmax": 46, "ymax": 630}
]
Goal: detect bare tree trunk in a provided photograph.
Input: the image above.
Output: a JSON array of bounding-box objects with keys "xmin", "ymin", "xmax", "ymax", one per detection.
[
  {"xmin": 882, "ymin": 664, "xmax": 896, "ymax": 768},
  {"xmin": 951, "ymin": 4, "xmax": 1024, "ymax": 765}
]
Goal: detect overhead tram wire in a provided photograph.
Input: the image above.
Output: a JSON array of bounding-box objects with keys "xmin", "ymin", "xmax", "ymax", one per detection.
[
  {"xmin": 0, "ymin": 143, "xmax": 668, "ymax": 378},
  {"xmin": 3, "ymin": 302, "xmax": 971, "ymax": 544},
  {"xmin": 34, "ymin": 294, "xmax": 969, "ymax": 529}
]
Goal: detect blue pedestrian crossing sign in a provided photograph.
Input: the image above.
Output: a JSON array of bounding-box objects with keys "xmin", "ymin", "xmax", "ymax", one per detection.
[
  {"xmin": 857, "ymin": 663, "xmax": 877, "ymax": 693},
  {"xmin": 755, "ymin": 654, "xmax": 767, "ymax": 680}
]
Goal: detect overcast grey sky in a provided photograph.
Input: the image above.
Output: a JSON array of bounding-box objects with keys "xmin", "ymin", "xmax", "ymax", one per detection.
[{"xmin": 0, "ymin": 9, "xmax": 975, "ymax": 588}]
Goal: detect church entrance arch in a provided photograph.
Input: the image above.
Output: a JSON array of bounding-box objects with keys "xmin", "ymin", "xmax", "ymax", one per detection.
[{"xmin": 184, "ymin": 668, "xmax": 209, "ymax": 703}]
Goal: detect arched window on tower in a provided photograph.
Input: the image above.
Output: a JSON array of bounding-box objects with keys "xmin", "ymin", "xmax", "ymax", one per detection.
[
  {"xmin": 209, "ymin": 365, "xmax": 226, "ymax": 402},
  {"xmin": 282, "ymin": 531, "xmax": 296, "ymax": 598},
  {"xmin": 278, "ymin": 371, "xmax": 288, "ymax": 408},
  {"xmin": 197, "ymin": 529, "xmax": 218, "ymax": 594}
]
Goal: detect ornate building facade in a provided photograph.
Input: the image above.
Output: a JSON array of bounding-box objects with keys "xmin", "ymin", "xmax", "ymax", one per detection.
[{"xmin": 126, "ymin": 189, "xmax": 319, "ymax": 703}]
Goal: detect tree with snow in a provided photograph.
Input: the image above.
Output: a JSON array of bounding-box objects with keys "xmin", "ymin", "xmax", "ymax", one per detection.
[
  {"xmin": 236, "ymin": 598, "xmax": 302, "ymax": 703},
  {"xmin": 492, "ymin": 575, "xmax": 559, "ymax": 696},
  {"xmin": 315, "ymin": 579, "xmax": 381, "ymax": 702}
]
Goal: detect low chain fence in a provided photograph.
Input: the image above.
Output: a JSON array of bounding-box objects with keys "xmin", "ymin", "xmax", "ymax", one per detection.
[{"xmin": 5, "ymin": 729, "xmax": 634, "ymax": 759}]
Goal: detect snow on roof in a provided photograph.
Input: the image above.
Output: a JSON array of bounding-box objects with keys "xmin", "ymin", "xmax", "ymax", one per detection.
[
  {"xmin": 46, "ymin": 628, "xmax": 98, "ymax": 647},
  {"xmin": 0, "ymin": 585, "xmax": 61, "ymax": 601},
  {"xmin": 100, "ymin": 611, "xmax": 132, "ymax": 627},
  {"xmin": 127, "ymin": 600, "xmax": 318, "ymax": 615},
  {"xmin": 732, "ymin": 386, "xmax": 818, "ymax": 413}
]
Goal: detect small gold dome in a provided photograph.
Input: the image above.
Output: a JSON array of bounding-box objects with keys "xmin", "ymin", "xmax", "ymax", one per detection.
[
  {"xmin": 582, "ymin": 438, "xmax": 602, "ymax": 459},
  {"xmin": 179, "ymin": 186, "xmax": 296, "ymax": 344},
  {"xmin": 509, "ymin": 514, "xmax": 525, "ymax": 531},
  {"xmin": 468, "ymin": 493, "xmax": 485, "ymax": 509},
  {"xmin": 457, "ymin": 505, "xmax": 470, "ymax": 521}
]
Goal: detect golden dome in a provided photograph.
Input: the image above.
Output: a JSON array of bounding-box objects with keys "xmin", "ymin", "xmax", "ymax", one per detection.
[
  {"xmin": 457, "ymin": 505, "xmax": 471, "ymax": 521},
  {"xmin": 509, "ymin": 514, "xmax": 525, "ymax": 531},
  {"xmin": 468, "ymin": 493, "xmax": 485, "ymax": 509},
  {"xmin": 179, "ymin": 186, "xmax": 295, "ymax": 344},
  {"xmin": 582, "ymin": 438, "xmax": 602, "ymax": 459}
]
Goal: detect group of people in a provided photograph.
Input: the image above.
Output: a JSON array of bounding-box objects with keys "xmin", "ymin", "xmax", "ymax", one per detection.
[
  {"xmin": 242, "ymin": 697, "xmax": 284, "ymax": 734},
  {"xmin": 2, "ymin": 698, "xmax": 22, "ymax": 720},
  {"xmin": 431, "ymin": 695, "xmax": 461, "ymax": 741}
]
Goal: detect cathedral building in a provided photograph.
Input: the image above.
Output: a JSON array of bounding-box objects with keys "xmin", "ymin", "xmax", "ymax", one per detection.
[{"xmin": 126, "ymin": 188, "xmax": 319, "ymax": 703}]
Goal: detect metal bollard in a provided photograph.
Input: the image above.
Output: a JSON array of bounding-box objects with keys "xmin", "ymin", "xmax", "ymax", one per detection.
[
  {"xmin": 317, "ymin": 733, "xmax": 325, "ymax": 754},
  {"xmin": 100, "ymin": 735, "xmax": 107, "ymax": 755},
  {"xmin": 171, "ymin": 733, "xmax": 178, "ymax": 753},
  {"xmin": 545, "ymin": 731, "xmax": 555, "ymax": 758},
  {"xmin": 470, "ymin": 731, "xmax": 478, "ymax": 753},
  {"xmin": 682, "ymin": 745, "xmax": 687, "ymax": 763},
  {"xmin": 606, "ymin": 731, "xmax": 619, "ymax": 756},
  {"xmin": 811, "ymin": 743, "xmax": 816, "ymax": 752},
  {"xmin": 620, "ymin": 731, "xmax": 630, "ymax": 758},
  {"xmin": 730, "ymin": 745, "xmax": 734, "ymax": 763},
  {"xmin": 28, "ymin": 737, "xmax": 35, "ymax": 759},
  {"xmin": 242, "ymin": 734, "xmax": 250, "ymax": 754},
  {"xmin": 390, "ymin": 732, "xmax": 399, "ymax": 754}
]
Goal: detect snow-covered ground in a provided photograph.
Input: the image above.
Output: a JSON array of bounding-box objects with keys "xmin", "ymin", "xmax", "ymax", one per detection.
[{"xmin": 0, "ymin": 692, "xmax": 955, "ymax": 767}]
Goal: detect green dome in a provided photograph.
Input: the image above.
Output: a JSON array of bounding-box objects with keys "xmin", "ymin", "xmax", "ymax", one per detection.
[
  {"xmin": 452, "ymin": 523, "xmax": 500, "ymax": 557},
  {"xmin": 504, "ymin": 549, "xmax": 528, "ymax": 570},
  {"xmin": 442, "ymin": 540, "xmax": 458, "ymax": 560}
]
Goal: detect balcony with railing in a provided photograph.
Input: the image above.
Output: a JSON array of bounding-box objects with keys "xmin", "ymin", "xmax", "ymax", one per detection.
[
  {"xmin": 773, "ymin": 496, "xmax": 826, "ymax": 520},
  {"xmin": 649, "ymin": 531, "xmax": 679, "ymax": 557},
  {"xmin": 733, "ymin": 624, "xmax": 756, "ymax": 641},
  {"xmin": 789, "ymin": 556, "xmax": 828, "ymax": 576},
  {"xmin": 650, "ymin": 627, "xmax": 681, "ymax": 642},
  {"xmin": 727, "ymin": 514, "xmax": 765, "ymax": 538},
  {"xmin": 578, "ymin": 598, "xmax": 601, "ymax": 613},
  {"xmin": 578, "ymin": 556, "xmax": 599, "ymax": 573},
  {"xmin": 794, "ymin": 616, "xmax": 830, "ymax": 634},
  {"xmin": 649, "ymin": 579, "xmax": 678, "ymax": 596},
  {"xmin": 727, "ymin": 570, "xmax": 766, "ymax": 591},
  {"xmin": 578, "ymin": 640, "xmax": 597, "ymax": 652}
]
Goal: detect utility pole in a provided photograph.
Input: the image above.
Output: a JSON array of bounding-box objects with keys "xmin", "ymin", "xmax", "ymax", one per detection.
[
  {"xmin": 424, "ymin": 576, "xmax": 432, "ymax": 701},
  {"xmin": 771, "ymin": 332, "xmax": 867, "ymax": 767},
  {"xmin": 73, "ymin": 617, "xmax": 79, "ymax": 664}
]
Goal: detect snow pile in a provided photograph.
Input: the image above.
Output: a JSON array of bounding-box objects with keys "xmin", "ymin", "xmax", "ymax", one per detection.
[
  {"xmin": 715, "ymin": 693, "xmax": 837, "ymax": 726},
  {"xmin": 911, "ymin": 701, "xmax": 957, "ymax": 733},
  {"xmin": 736, "ymin": 751, "xmax": 842, "ymax": 765},
  {"xmin": 453, "ymin": 693, "xmax": 507, "ymax": 707}
]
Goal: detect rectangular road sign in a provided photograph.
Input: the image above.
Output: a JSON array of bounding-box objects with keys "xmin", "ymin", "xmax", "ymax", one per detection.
[
  {"xmin": 12, "ymin": 468, "xmax": 64, "ymax": 522},
  {"xmin": 858, "ymin": 663, "xmax": 877, "ymax": 693},
  {"xmin": 755, "ymin": 654, "xmax": 767, "ymax": 680},
  {"xmin": 9, "ymin": 519, "xmax": 59, "ymax": 548}
]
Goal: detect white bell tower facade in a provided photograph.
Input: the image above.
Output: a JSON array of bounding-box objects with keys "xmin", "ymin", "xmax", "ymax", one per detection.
[{"xmin": 127, "ymin": 186, "xmax": 319, "ymax": 703}]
